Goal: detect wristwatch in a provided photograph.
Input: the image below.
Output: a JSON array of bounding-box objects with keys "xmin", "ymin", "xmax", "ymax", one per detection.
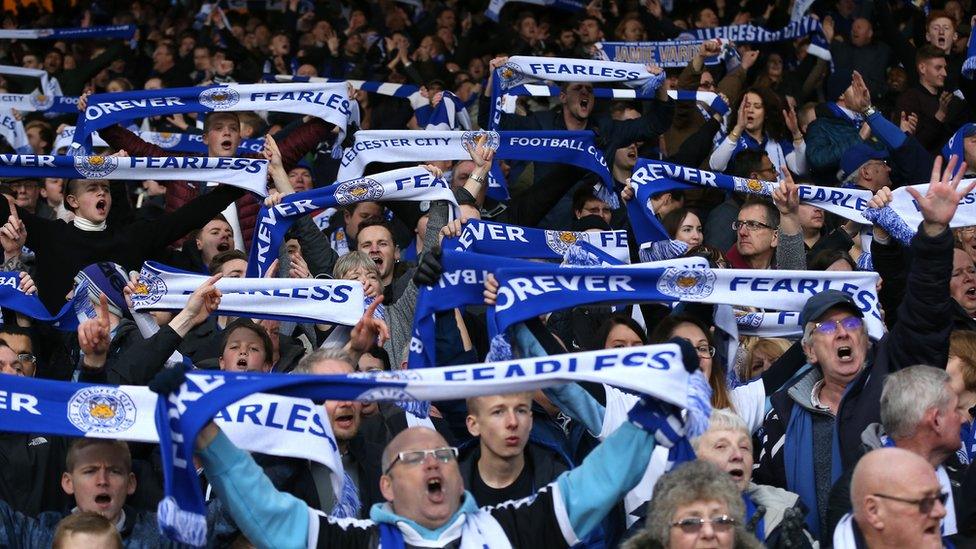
[
  {"xmin": 862, "ymin": 105, "xmax": 877, "ymax": 117},
  {"xmin": 470, "ymin": 173, "xmax": 486, "ymax": 184}
]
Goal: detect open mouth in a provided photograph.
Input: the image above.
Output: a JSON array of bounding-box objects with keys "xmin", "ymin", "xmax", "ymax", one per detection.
[
  {"xmin": 579, "ymin": 98, "xmax": 590, "ymax": 110},
  {"xmin": 95, "ymin": 199, "xmax": 107, "ymax": 214},
  {"xmin": 728, "ymin": 468, "xmax": 744, "ymax": 481},
  {"xmin": 370, "ymin": 253, "xmax": 383, "ymax": 269},
  {"xmin": 220, "ymin": 139, "xmax": 234, "ymax": 151},
  {"xmin": 966, "ymin": 287, "xmax": 976, "ymax": 298},
  {"xmin": 236, "ymin": 357, "xmax": 248, "ymax": 369},
  {"xmin": 334, "ymin": 412, "xmax": 355, "ymax": 429},
  {"xmin": 217, "ymin": 242, "xmax": 231, "ymax": 252},
  {"xmin": 837, "ymin": 346, "xmax": 853, "ymax": 362},
  {"xmin": 94, "ymin": 493, "xmax": 112, "ymax": 507},
  {"xmin": 426, "ymin": 477, "xmax": 444, "ymax": 501}
]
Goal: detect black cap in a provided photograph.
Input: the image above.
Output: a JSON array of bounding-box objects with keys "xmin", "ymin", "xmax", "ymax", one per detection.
[
  {"xmin": 571, "ymin": 214, "xmax": 611, "ymax": 232},
  {"xmin": 798, "ymin": 290, "xmax": 863, "ymax": 326}
]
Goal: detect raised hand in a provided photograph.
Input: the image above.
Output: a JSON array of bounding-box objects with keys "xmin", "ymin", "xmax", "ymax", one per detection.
[
  {"xmin": 0, "ymin": 196, "xmax": 25, "ymax": 260},
  {"xmin": 78, "ymin": 294, "xmax": 111, "ymax": 369},
  {"xmin": 465, "ymin": 133, "xmax": 495, "ymax": 168},
  {"xmin": 483, "ymin": 274, "xmax": 499, "ymax": 305},
  {"xmin": 17, "ymin": 271, "xmax": 35, "ymax": 295},
  {"xmin": 183, "ymin": 274, "xmax": 223, "ymax": 326},
  {"xmin": 772, "ymin": 165, "xmax": 801, "ymax": 235},
  {"xmin": 348, "ymin": 295, "xmax": 391, "ymax": 354},
  {"xmin": 906, "ymin": 155, "xmax": 975, "ymax": 236}
]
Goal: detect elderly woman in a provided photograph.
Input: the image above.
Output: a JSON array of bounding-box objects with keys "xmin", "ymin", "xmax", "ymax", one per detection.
[
  {"xmin": 623, "ymin": 460, "xmax": 761, "ymax": 549},
  {"xmin": 691, "ymin": 410, "xmax": 814, "ymax": 547}
]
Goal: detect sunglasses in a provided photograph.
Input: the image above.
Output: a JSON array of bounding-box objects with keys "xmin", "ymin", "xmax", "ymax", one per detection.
[
  {"xmin": 873, "ymin": 492, "xmax": 949, "ymax": 514},
  {"xmin": 671, "ymin": 515, "xmax": 737, "ymax": 534}
]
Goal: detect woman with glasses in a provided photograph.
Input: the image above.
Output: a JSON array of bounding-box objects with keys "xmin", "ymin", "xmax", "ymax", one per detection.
[
  {"xmin": 709, "ymin": 87, "xmax": 807, "ymax": 178},
  {"xmin": 622, "ymin": 460, "xmax": 761, "ymax": 549}
]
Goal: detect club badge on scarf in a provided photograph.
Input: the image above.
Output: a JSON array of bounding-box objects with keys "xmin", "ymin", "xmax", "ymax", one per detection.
[
  {"xmin": 681, "ymin": 17, "xmax": 832, "ymax": 64},
  {"xmin": 338, "ymin": 129, "xmax": 611, "ymax": 202},
  {"xmin": 734, "ymin": 309, "xmax": 802, "ymax": 338},
  {"xmin": 73, "ymin": 83, "xmax": 353, "ymax": 153},
  {"xmin": 491, "ymin": 264, "xmax": 884, "ymax": 338},
  {"xmin": 156, "ymin": 343, "xmax": 688, "ymax": 544},
  {"xmin": 0, "ymin": 374, "xmax": 347, "ymax": 540},
  {"xmin": 0, "ymin": 154, "xmax": 270, "ymax": 197},
  {"xmin": 248, "ymin": 166, "xmax": 457, "ymax": 277},
  {"xmin": 489, "ymin": 55, "xmax": 665, "ymax": 130},
  {"xmin": 631, "ymin": 158, "xmax": 976, "ymax": 230},
  {"xmin": 0, "ymin": 25, "xmax": 136, "ymax": 40},
  {"xmin": 445, "ymin": 218, "xmax": 630, "ymax": 263},
  {"xmin": 132, "ymin": 262, "xmax": 365, "ymax": 326},
  {"xmin": 594, "ymin": 39, "xmax": 736, "ymax": 67}
]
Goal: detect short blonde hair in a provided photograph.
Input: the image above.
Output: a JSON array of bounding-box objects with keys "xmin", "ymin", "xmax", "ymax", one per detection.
[{"xmin": 333, "ymin": 251, "xmax": 380, "ymax": 279}]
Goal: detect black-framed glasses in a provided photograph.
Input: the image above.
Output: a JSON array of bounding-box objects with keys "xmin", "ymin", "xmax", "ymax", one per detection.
[
  {"xmin": 813, "ymin": 316, "xmax": 863, "ymax": 335},
  {"xmin": 732, "ymin": 220, "xmax": 775, "ymax": 232},
  {"xmin": 671, "ymin": 515, "xmax": 737, "ymax": 534},
  {"xmin": 384, "ymin": 446, "xmax": 458, "ymax": 475},
  {"xmin": 872, "ymin": 492, "xmax": 948, "ymax": 514},
  {"xmin": 696, "ymin": 345, "xmax": 716, "ymax": 358}
]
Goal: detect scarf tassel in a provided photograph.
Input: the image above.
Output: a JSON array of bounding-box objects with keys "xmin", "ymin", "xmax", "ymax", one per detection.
[
  {"xmin": 486, "ymin": 333, "xmax": 513, "ymax": 362},
  {"xmin": 685, "ymin": 370, "xmax": 713, "ymax": 439},
  {"xmin": 157, "ymin": 496, "xmax": 208, "ymax": 547}
]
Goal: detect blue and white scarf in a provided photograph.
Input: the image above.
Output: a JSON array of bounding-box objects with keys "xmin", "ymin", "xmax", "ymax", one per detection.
[
  {"xmin": 0, "ymin": 25, "xmax": 136, "ymax": 40},
  {"xmin": 247, "ymin": 166, "xmax": 457, "ymax": 277},
  {"xmin": 491, "ymin": 264, "xmax": 885, "ymax": 338},
  {"xmin": 0, "ymin": 65, "xmax": 60, "ymax": 97},
  {"xmin": 445, "ymin": 218, "xmax": 630, "ymax": 263},
  {"xmin": 337, "ymin": 129, "xmax": 612, "ymax": 203},
  {"xmin": 827, "ymin": 102, "xmax": 863, "ymax": 129},
  {"xmin": 942, "ymin": 124, "xmax": 975, "ymax": 178},
  {"xmin": 485, "ymin": 0, "xmax": 584, "ymax": 22},
  {"xmin": 734, "ymin": 309, "xmax": 802, "ymax": 338},
  {"xmin": 53, "ymin": 125, "xmax": 108, "ymax": 153},
  {"xmin": 0, "ymin": 374, "xmax": 350, "ymax": 523},
  {"xmin": 0, "ymin": 154, "xmax": 270, "ymax": 197},
  {"xmin": 269, "ymin": 75, "xmax": 427, "ymax": 110},
  {"xmin": 0, "ymin": 92, "xmax": 77, "ymax": 113},
  {"xmin": 790, "ymin": 0, "xmax": 817, "ymax": 22},
  {"xmin": 489, "ymin": 55, "xmax": 665, "ymax": 130},
  {"xmin": 631, "ymin": 158, "xmax": 976, "ymax": 232},
  {"xmin": 155, "ymin": 344, "xmax": 689, "ymax": 545},
  {"xmin": 0, "ymin": 109, "xmax": 32, "ymax": 154},
  {"xmin": 668, "ymin": 89, "xmax": 730, "ymax": 115},
  {"xmin": 965, "ymin": 22, "xmax": 976, "ymax": 80},
  {"xmin": 415, "ymin": 91, "xmax": 471, "ymax": 131},
  {"xmin": 594, "ymin": 39, "xmax": 737, "ymax": 67},
  {"xmin": 681, "ymin": 17, "xmax": 832, "ymax": 64},
  {"xmin": 0, "ymin": 271, "xmax": 80, "ymax": 329},
  {"xmin": 139, "ymin": 131, "xmax": 266, "ymax": 156},
  {"xmin": 132, "ymin": 262, "xmax": 365, "ymax": 326},
  {"xmin": 73, "ymin": 83, "xmax": 354, "ymax": 153}
]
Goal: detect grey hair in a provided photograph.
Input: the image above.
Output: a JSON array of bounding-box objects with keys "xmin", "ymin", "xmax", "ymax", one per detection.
[
  {"xmin": 639, "ymin": 460, "xmax": 745, "ymax": 547},
  {"xmin": 881, "ymin": 365, "xmax": 952, "ymax": 439},
  {"xmin": 293, "ymin": 348, "xmax": 355, "ymax": 374},
  {"xmin": 691, "ymin": 409, "xmax": 750, "ymax": 453},
  {"xmin": 800, "ymin": 322, "xmax": 816, "ymax": 348},
  {"xmin": 333, "ymin": 250, "xmax": 380, "ymax": 279}
]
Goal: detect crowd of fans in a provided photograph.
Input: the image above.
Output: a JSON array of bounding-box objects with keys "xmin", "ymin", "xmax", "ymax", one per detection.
[{"xmin": 0, "ymin": 0, "xmax": 973, "ymax": 547}]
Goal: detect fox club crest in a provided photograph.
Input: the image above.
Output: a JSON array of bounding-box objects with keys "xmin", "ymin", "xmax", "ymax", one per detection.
[
  {"xmin": 73, "ymin": 155, "xmax": 119, "ymax": 178},
  {"xmin": 461, "ymin": 130, "xmax": 500, "ymax": 152},
  {"xmin": 546, "ymin": 230, "xmax": 582, "ymax": 254},
  {"xmin": 199, "ymin": 87, "xmax": 241, "ymax": 110},
  {"xmin": 732, "ymin": 176, "xmax": 774, "ymax": 196},
  {"xmin": 131, "ymin": 270, "xmax": 167, "ymax": 308},
  {"xmin": 657, "ymin": 267, "xmax": 717, "ymax": 300},
  {"xmin": 67, "ymin": 387, "xmax": 137, "ymax": 434},
  {"xmin": 149, "ymin": 132, "xmax": 182, "ymax": 149},
  {"xmin": 497, "ymin": 61, "xmax": 526, "ymax": 89},
  {"xmin": 335, "ymin": 177, "xmax": 384, "ymax": 205},
  {"xmin": 29, "ymin": 93, "xmax": 53, "ymax": 110}
]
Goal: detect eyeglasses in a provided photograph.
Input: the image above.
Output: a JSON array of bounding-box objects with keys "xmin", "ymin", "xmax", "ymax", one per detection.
[
  {"xmin": 699, "ymin": 81, "xmax": 715, "ymax": 90},
  {"xmin": 671, "ymin": 515, "xmax": 737, "ymax": 534},
  {"xmin": 696, "ymin": 345, "xmax": 716, "ymax": 358},
  {"xmin": 383, "ymin": 446, "xmax": 458, "ymax": 475},
  {"xmin": 17, "ymin": 353, "xmax": 35, "ymax": 364},
  {"xmin": 812, "ymin": 316, "xmax": 863, "ymax": 335},
  {"xmin": 732, "ymin": 220, "xmax": 775, "ymax": 232},
  {"xmin": 873, "ymin": 492, "xmax": 949, "ymax": 514}
]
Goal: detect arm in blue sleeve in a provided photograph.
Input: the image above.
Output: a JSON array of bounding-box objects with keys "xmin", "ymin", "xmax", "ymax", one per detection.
[
  {"xmin": 866, "ymin": 111, "xmax": 906, "ymax": 150},
  {"xmin": 198, "ymin": 429, "xmax": 310, "ymax": 549},
  {"xmin": 511, "ymin": 324, "xmax": 606, "ymax": 433},
  {"xmin": 556, "ymin": 422, "xmax": 656, "ymax": 538}
]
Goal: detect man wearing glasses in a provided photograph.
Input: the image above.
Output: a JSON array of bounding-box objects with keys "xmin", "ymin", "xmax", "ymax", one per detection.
[
  {"xmin": 834, "ymin": 447, "xmax": 949, "ymax": 548},
  {"xmin": 826, "ymin": 366, "xmax": 965, "ymax": 542},
  {"xmin": 754, "ymin": 157, "xmax": 967, "ymax": 539}
]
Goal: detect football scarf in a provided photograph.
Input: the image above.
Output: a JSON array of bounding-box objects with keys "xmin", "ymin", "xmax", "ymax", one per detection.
[
  {"xmin": 734, "ymin": 309, "xmax": 802, "ymax": 338},
  {"xmin": 415, "ymin": 90, "xmax": 471, "ymax": 131},
  {"xmin": 668, "ymin": 89, "xmax": 730, "ymax": 115},
  {"xmin": 445, "ymin": 218, "xmax": 630, "ymax": 263},
  {"xmin": 53, "ymin": 126, "xmax": 108, "ymax": 153},
  {"xmin": 0, "ymin": 271, "xmax": 80, "ymax": 329},
  {"xmin": 965, "ymin": 25, "xmax": 976, "ymax": 80},
  {"xmin": 139, "ymin": 131, "xmax": 266, "ymax": 155},
  {"xmin": 132, "ymin": 262, "xmax": 365, "ymax": 326},
  {"xmin": 0, "ymin": 373, "xmax": 348, "ymax": 525},
  {"xmin": 247, "ymin": 166, "xmax": 457, "ymax": 277},
  {"xmin": 0, "ymin": 65, "xmax": 60, "ymax": 96},
  {"xmin": 681, "ymin": 17, "xmax": 832, "ymax": 64},
  {"xmin": 0, "ymin": 92, "xmax": 77, "ymax": 113},
  {"xmin": 0, "ymin": 109, "xmax": 32, "ymax": 154},
  {"xmin": 594, "ymin": 39, "xmax": 737, "ymax": 68},
  {"xmin": 337, "ymin": 129, "xmax": 611, "ymax": 202},
  {"xmin": 269, "ymin": 74, "xmax": 427, "ymax": 109},
  {"xmin": 942, "ymin": 124, "xmax": 974, "ymax": 178},
  {"xmin": 154, "ymin": 344, "xmax": 689, "ymax": 545},
  {"xmin": 631, "ymin": 158, "xmax": 976, "ymax": 231},
  {"xmin": 489, "ymin": 55, "xmax": 665, "ymax": 130},
  {"xmin": 0, "ymin": 25, "xmax": 136, "ymax": 40},
  {"xmin": 0, "ymin": 154, "xmax": 270, "ymax": 197},
  {"xmin": 491, "ymin": 264, "xmax": 884, "ymax": 338},
  {"xmin": 73, "ymin": 83, "xmax": 353, "ymax": 153}
]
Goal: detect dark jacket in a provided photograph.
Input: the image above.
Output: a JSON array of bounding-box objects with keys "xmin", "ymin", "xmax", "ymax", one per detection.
[
  {"xmin": 0, "ymin": 434, "xmax": 70, "ymax": 517},
  {"xmin": 804, "ymin": 104, "xmax": 863, "ymax": 176},
  {"xmin": 458, "ymin": 439, "xmax": 570, "ymax": 501},
  {"xmin": 0, "ymin": 503, "xmax": 189, "ymax": 548},
  {"xmin": 77, "ymin": 319, "xmax": 151, "ymax": 385}
]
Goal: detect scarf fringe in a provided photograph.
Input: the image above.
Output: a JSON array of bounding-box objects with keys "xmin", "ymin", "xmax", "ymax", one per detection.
[
  {"xmin": 486, "ymin": 333, "xmax": 513, "ymax": 362},
  {"xmin": 685, "ymin": 370, "xmax": 713, "ymax": 438},
  {"xmin": 157, "ymin": 496, "xmax": 208, "ymax": 547}
]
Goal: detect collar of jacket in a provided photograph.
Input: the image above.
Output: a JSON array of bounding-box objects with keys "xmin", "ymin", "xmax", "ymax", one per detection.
[{"xmin": 369, "ymin": 490, "xmax": 480, "ymax": 542}]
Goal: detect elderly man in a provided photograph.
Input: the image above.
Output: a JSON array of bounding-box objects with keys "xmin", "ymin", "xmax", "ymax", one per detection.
[
  {"xmin": 191, "ymin": 388, "xmax": 678, "ymax": 548},
  {"xmin": 826, "ymin": 366, "xmax": 967, "ymax": 541},
  {"xmin": 834, "ymin": 448, "xmax": 948, "ymax": 548},
  {"xmin": 839, "ymin": 144, "xmax": 891, "ymax": 193},
  {"xmin": 754, "ymin": 158, "xmax": 967, "ymax": 537}
]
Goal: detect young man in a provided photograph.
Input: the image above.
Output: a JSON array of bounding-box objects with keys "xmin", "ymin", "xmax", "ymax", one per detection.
[{"xmin": 461, "ymin": 393, "xmax": 568, "ymax": 507}]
